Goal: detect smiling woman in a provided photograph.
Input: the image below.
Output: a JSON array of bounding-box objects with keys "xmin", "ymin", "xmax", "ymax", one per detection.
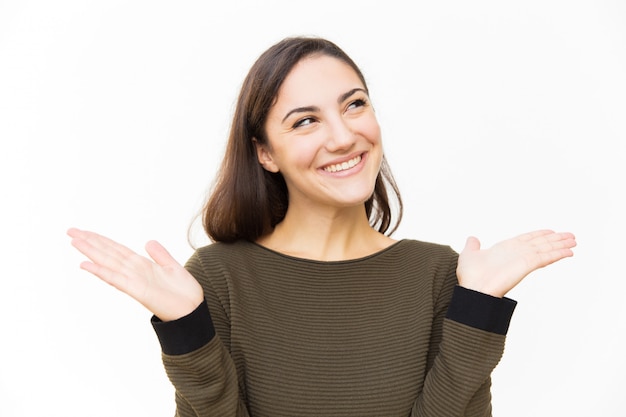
[
  {"xmin": 203, "ymin": 38, "xmax": 403, "ymax": 248},
  {"xmin": 254, "ymin": 54, "xmax": 390, "ymax": 259},
  {"xmin": 68, "ymin": 36, "xmax": 576, "ymax": 417}
]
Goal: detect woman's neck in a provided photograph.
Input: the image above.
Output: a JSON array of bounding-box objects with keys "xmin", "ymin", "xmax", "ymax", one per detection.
[{"xmin": 256, "ymin": 204, "xmax": 396, "ymax": 261}]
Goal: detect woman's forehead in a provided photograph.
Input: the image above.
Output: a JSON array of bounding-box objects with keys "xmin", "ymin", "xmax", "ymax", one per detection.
[{"xmin": 274, "ymin": 55, "xmax": 365, "ymax": 105}]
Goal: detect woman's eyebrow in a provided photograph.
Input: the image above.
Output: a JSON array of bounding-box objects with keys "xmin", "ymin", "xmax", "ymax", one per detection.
[
  {"xmin": 282, "ymin": 106, "xmax": 319, "ymax": 123},
  {"xmin": 281, "ymin": 88, "xmax": 368, "ymax": 123},
  {"xmin": 338, "ymin": 88, "xmax": 368, "ymax": 104}
]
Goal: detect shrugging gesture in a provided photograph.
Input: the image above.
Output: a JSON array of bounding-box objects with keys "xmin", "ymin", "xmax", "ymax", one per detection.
[
  {"xmin": 457, "ymin": 229, "xmax": 576, "ymax": 298},
  {"xmin": 67, "ymin": 228, "xmax": 203, "ymax": 321},
  {"xmin": 67, "ymin": 36, "xmax": 579, "ymax": 417}
]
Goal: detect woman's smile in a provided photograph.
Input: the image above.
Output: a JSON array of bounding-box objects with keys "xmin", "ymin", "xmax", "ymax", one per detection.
[{"xmin": 321, "ymin": 152, "xmax": 365, "ymax": 174}]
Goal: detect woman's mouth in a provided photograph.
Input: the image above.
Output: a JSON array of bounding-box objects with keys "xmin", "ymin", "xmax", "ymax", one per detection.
[{"xmin": 322, "ymin": 154, "xmax": 362, "ymax": 173}]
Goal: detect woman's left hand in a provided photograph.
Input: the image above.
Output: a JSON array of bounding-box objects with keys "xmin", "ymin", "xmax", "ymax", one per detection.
[{"xmin": 456, "ymin": 229, "xmax": 576, "ymax": 297}]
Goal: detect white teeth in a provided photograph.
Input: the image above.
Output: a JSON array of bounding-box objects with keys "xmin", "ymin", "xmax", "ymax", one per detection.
[{"xmin": 323, "ymin": 155, "xmax": 362, "ymax": 173}]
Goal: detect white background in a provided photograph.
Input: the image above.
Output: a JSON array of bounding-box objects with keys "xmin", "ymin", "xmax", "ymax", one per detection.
[{"xmin": 1, "ymin": 1, "xmax": 625, "ymax": 416}]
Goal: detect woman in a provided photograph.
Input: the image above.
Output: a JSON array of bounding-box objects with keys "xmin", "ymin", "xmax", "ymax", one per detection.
[{"xmin": 68, "ymin": 36, "xmax": 576, "ymax": 416}]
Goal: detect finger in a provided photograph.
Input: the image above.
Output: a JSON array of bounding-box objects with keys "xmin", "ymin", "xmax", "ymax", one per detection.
[
  {"xmin": 70, "ymin": 238, "xmax": 120, "ymax": 276},
  {"xmin": 79, "ymin": 259, "xmax": 130, "ymax": 292},
  {"xmin": 70, "ymin": 233, "xmax": 137, "ymax": 274},
  {"xmin": 145, "ymin": 240, "xmax": 179, "ymax": 267},
  {"xmin": 518, "ymin": 229, "xmax": 555, "ymax": 242},
  {"xmin": 545, "ymin": 232, "xmax": 576, "ymax": 247},
  {"xmin": 461, "ymin": 236, "xmax": 481, "ymax": 253},
  {"xmin": 530, "ymin": 232, "xmax": 577, "ymax": 252},
  {"xmin": 535, "ymin": 247, "xmax": 575, "ymax": 268},
  {"xmin": 542, "ymin": 237, "xmax": 576, "ymax": 253},
  {"xmin": 68, "ymin": 228, "xmax": 135, "ymax": 259},
  {"xmin": 528, "ymin": 231, "xmax": 575, "ymax": 267}
]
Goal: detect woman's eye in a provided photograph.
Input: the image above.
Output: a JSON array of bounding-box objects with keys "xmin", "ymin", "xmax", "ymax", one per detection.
[
  {"xmin": 347, "ymin": 98, "xmax": 367, "ymax": 111},
  {"xmin": 293, "ymin": 117, "xmax": 316, "ymax": 129}
]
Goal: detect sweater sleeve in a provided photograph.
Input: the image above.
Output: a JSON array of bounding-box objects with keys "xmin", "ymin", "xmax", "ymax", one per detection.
[
  {"xmin": 412, "ymin": 253, "xmax": 517, "ymax": 417},
  {"xmin": 150, "ymin": 251, "xmax": 249, "ymax": 417}
]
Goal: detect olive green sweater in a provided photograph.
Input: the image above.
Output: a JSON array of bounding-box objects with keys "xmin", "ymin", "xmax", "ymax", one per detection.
[{"xmin": 152, "ymin": 239, "xmax": 516, "ymax": 417}]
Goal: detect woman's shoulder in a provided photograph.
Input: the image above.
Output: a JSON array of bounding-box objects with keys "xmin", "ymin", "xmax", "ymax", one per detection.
[
  {"xmin": 190, "ymin": 240, "xmax": 259, "ymax": 263},
  {"xmin": 184, "ymin": 240, "xmax": 263, "ymax": 286},
  {"xmin": 392, "ymin": 238, "xmax": 458, "ymax": 258}
]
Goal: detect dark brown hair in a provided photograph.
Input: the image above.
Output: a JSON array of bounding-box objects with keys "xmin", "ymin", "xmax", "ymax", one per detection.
[{"xmin": 202, "ymin": 36, "xmax": 403, "ymax": 243}]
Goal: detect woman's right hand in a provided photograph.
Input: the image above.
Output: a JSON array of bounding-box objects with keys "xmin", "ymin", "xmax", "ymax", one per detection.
[{"xmin": 67, "ymin": 228, "xmax": 204, "ymax": 322}]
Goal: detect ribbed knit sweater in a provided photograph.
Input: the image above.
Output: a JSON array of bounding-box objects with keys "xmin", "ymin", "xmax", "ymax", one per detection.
[{"xmin": 152, "ymin": 239, "xmax": 517, "ymax": 417}]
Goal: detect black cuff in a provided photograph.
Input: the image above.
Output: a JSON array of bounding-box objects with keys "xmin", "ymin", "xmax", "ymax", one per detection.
[
  {"xmin": 151, "ymin": 300, "xmax": 216, "ymax": 355},
  {"xmin": 445, "ymin": 286, "xmax": 517, "ymax": 335}
]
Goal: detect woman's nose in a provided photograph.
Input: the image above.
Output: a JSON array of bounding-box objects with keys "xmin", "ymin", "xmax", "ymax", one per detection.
[{"xmin": 325, "ymin": 116, "xmax": 356, "ymax": 152}]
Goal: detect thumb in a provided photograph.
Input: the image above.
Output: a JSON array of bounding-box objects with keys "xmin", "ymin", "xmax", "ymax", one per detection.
[
  {"xmin": 145, "ymin": 240, "xmax": 178, "ymax": 267},
  {"xmin": 462, "ymin": 236, "xmax": 481, "ymax": 253}
]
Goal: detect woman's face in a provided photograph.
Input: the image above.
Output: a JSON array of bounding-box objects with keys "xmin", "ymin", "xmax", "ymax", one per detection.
[{"xmin": 256, "ymin": 54, "xmax": 383, "ymax": 212}]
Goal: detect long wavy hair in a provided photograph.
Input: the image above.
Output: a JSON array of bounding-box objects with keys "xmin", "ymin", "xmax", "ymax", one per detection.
[{"xmin": 201, "ymin": 36, "xmax": 403, "ymax": 243}]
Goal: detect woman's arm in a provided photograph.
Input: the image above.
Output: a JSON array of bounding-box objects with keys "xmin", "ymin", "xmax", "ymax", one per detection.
[
  {"xmin": 154, "ymin": 314, "xmax": 249, "ymax": 417},
  {"xmin": 68, "ymin": 228, "xmax": 249, "ymax": 416},
  {"xmin": 413, "ymin": 230, "xmax": 575, "ymax": 416}
]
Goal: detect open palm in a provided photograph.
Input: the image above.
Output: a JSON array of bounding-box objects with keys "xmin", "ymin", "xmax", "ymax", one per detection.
[
  {"xmin": 68, "ymin": 228, "xmax": 204, "ymax": 321},
  {"xmin": 456, "ymin": 229, "xmax": 576, "ymax": 297}
]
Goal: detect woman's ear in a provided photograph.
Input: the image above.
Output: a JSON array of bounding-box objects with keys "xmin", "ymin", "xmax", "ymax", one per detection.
[{"xmin": 253, "ymin": 138, "xmax": 280, "ymax": 173}]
